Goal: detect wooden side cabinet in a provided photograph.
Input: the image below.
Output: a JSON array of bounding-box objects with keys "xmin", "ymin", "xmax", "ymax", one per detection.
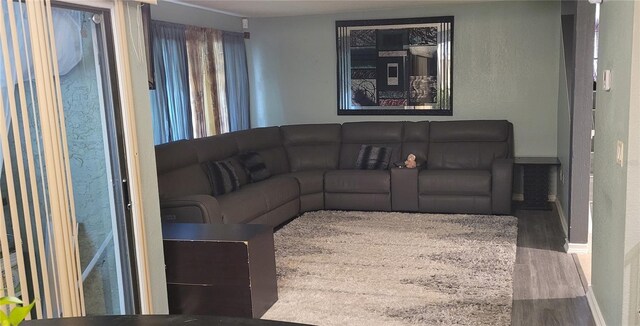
[{"xmin": 162, "ymin": 223, "xmax": 278, "ymax": 318}]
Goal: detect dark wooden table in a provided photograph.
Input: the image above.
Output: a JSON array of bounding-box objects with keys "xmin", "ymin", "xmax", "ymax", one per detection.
[
  {"xmin": 163, "ymin": 223, "xmax": 278, "ymax": 318},
  {"xmin": 514, "ymin": 156, "xmax": 561, "ymax": 210},
  {"xmin": 23, "ymin": 315, "xmax": 308, "ymax": 326}
]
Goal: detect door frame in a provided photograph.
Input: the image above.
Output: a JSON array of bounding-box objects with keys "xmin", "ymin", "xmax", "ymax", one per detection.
[
  {"xmin": 56, "ymin": 0, "xmax": 163, "ymax": 314},
  {"xmin": 560, "ymin": 0, "xmax": 595, "ymax": 251}
]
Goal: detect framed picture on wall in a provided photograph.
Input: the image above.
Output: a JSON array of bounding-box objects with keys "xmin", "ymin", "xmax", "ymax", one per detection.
[{"xmin": 336, "ymin": 16, "xmax": 453, "ymax": 116}]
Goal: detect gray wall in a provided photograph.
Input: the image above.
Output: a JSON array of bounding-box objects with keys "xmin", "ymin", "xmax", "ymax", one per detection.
[
  {"xmin": 151, "ymin": 0, "xmax": 243, "ymax": 31},
  {"xmin": 557, "ymin": 32, "xmax": 571, "ymax": 233},
  {"xmin": 621, "ymin": 3, "xmax": 640, "ymax": 320},
  {"xmin": 569, "ymin": 1, "xmax": 595, "ymax": 245},
  {"xmin": 557, "ymin": 1, "xmax": 575, "ymax": 238},
  {"xmin": 246, "ymin": 1, "xmax": 562, "ymax": 156},
  {"xmin": 556, "ymin": 0, "xmax": 595, "ymax": 245},
  {"xmin": 592, "ymin": 1, "xmax": 640, "ymax": 325}
]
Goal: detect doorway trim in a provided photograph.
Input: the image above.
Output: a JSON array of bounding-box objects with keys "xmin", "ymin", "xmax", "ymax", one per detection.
[{"xmin": 58, "ymin": 0, "xmax": 163, "ymax": 314}]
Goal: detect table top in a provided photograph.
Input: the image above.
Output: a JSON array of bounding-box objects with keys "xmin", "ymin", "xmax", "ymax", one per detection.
[
  {"xmin": 162, "ymin": 223, "xmax": 271, "ymax": 242},
  {"xmin": 23, "ymin": 315, "xmax": 308, "ymax": 326},
  {"xmin": 514, "ymin": 157, "xmax": 561, "ymax": 165}
]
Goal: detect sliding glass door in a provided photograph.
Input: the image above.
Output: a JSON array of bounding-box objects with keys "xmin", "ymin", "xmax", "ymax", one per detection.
[
  {"xmin": 52, "ymin": 4, "xmax": 135, "ymax": 315},
  {"xmin": 1, "ymin": 1, "xmax": 135, "ymax": 316}
]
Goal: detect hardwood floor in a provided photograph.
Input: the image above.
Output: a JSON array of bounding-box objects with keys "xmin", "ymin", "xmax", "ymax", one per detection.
[{"xmin": 511, "ymin": 204, "xmax": 595, "ymax": 326}]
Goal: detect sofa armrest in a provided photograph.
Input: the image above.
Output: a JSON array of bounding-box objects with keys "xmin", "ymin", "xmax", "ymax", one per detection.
[
  {"xmin": 492, "ymin": 158, "xmax": 514, "ymax": 214},
  {"xmin": 160, "ymin": 195, "xmax": 223, "ymax": 224}
]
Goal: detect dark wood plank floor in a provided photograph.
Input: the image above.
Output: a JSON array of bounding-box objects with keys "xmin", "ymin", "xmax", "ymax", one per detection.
[{"xmin": 511, "ymin": 204, "xmax": 595, "ymax": 326}]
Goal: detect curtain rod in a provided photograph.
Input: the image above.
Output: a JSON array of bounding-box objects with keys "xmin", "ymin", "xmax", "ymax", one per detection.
[{"xmin": 151, "ymin": 19, "xmax": 243, "ymax": 35}]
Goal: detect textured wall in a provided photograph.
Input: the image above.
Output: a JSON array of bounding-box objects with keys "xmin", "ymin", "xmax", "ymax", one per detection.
[
  {"xmin": 59, "ymin": 14, "xmax": 119, "ymax": 314},
  {"xmin": 246, "ymin": 1, "xmax": 561, "ymax": 157},
  {"xmin": 591, "ymin": 1, "xmax": 635, "ymax": 325}
]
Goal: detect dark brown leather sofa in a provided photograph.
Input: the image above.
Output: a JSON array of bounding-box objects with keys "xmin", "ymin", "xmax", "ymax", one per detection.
[{"xmin": 155, "ymin": 120, "xmax": 514, "ymax": 227}]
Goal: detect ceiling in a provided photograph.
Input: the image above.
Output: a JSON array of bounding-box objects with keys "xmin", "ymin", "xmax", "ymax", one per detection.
[{"xmin": 166, "ymin": 0, "xmax": 485, "ymax": 18}]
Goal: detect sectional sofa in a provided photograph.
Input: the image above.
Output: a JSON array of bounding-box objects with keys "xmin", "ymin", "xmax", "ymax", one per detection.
[{"xmin": 155, "ymin": 120, "xmax": 514, "ymax": 227}]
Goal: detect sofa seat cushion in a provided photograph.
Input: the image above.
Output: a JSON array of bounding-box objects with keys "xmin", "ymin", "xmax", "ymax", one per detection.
[
  {"xmin": 419, "ymin": 169, "xmax": 491, "ymax": 196},
  {"xmin": 325, "ymin": 170, "xmax": 390, "ymax": 194},
  {"xmin": 217, "ymin": 176, "xmax": 299, "ymax": 224},
  {"xmin": 278, "ymin": 170, "xmax": 325, "ymax": 195}
]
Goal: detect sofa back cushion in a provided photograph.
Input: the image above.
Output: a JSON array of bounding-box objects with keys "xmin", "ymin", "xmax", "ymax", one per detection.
[
  {"xmin": 155, "ymin": 140, "xmax": 211, "ymax": 199},
  {"xmin": 233, "ymin": 127, "xmax": 290, "ymax": 175},
  {"xmin": 281, "ymin": 124, "xmax": 341, "ymax": 172},
  {"xmin": 339, "ymin": 122, "xmax": 403, "ymax": 169},
  {"xmin": 401, "ymin": 121, "xmax": 430, "ymax": 165},
  {"xmin": 427, "ymin": 120, "xmax": 513, "ymax": 170}
]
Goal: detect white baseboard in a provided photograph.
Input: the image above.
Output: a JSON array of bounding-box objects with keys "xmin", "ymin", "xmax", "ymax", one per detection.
[
  {"xmin": 554, "ymin": 200, "xmax": 590, "ymax": 254},
  {"xmin": 586, "ymin": 286, "xmax": 607, "ymax": 326},
  {"xmin": 568, "ymin": 242, "xmax": 590, "ymax": 254}
]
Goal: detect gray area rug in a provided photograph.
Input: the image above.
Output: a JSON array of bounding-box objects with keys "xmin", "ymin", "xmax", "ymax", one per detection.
[{"xmin": 262, "ymin": 210, "xmax": 518, "ymax": 326}]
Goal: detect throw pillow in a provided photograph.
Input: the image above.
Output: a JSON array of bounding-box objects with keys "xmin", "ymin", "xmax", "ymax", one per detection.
[
  {"xmin": 355, "ymin": 145, "xmax": 392, "ymax": 170},
  {"xmin": 238, "ymin": 151, "xmax": 271, "ymax": 182},
  {"xmin": 201, "ymin": 160, "xmax": 240, "ymax": 196}
]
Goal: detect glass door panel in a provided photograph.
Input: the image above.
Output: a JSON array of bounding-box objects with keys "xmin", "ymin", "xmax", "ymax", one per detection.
[
  {"xmin": 52, "ymin": 6, "xmax": 134, "ymax": 315},
  {"xmin": 1, "ymin": 1, "xmax": 134, "ymax": 316}
]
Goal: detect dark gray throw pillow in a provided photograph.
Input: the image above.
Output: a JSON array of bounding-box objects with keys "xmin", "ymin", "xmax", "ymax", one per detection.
[
  {"xmin": 355, "ymin": 145, "xmax": 392, "ymax": 170},
  {"xmin": 238, "ymin": 151, "xmax": 271, "ymax": 182},
  {"xmin": 202, "ymin": 160, "xmax": 240, "ymax": 196}
]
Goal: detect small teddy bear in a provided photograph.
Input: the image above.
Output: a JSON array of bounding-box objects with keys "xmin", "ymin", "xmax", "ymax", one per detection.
[{"xmin": 404, "ymin": 154, "xmax": 417, "ymax": 169}]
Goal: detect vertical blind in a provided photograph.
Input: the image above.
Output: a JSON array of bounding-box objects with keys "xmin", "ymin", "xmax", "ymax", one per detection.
[{"xmin": 0, "ymin": 0, "xmax": 84, "ymax": 318}]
